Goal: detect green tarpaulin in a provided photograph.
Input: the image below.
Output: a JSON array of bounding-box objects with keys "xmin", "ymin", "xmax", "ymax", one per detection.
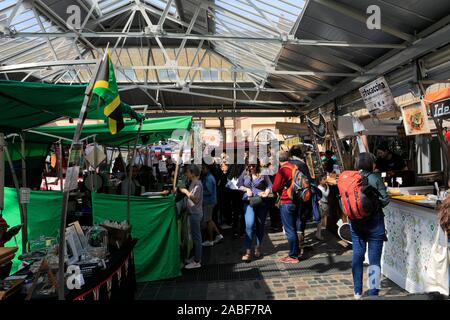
[
  {"xmin": 0, "ymin": 80, "xmax": 143, "ymax": 133},
  {"xmin": 30, "ymin": 116, "xmax": 192, "ymax": 146},
  {"xmin": 0, "ymin": 80, "xmax": 103, "ymax": 133},
  {"xmin": 2, "ymin": 188, "xmax": 62, "ymax": 273},
  {"xmin": 92, "ymin": 192, "xmax": 181, "ymax": 282}
]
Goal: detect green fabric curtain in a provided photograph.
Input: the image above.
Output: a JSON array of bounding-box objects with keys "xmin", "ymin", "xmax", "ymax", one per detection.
[
  {"xmin": 2, "ymin": 188, "xmax": 62, "ymax": 273},
  {"xmin": 30, "ymin": 116, "xmax": 192, "ymax": 146},
  {"xmin": 5, "ymin": 140, "xmax": 49, "ymax": 162},
  {"xmin": 92, "ymin": 192, "xmax": 181, "ymax": 282}
]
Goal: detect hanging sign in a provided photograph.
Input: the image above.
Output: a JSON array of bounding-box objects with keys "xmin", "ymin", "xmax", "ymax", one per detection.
[
  {"xmin": 400, "ymin": 102, "xmax": 431, "ymax": 136},
  {"xmin": 359, "ymin": 76, "xmax": 396, "ymax": 115},
  {"xmin": 306, "ymin": 114, "xmax": 327, "ymax": 140},
  {"xmin": 430, "ymin": 98, "xmax": 450, "ymax": 119},
  {"xmin": 20, "ymin": 188, "xmax": 30, "ymax": 204}
]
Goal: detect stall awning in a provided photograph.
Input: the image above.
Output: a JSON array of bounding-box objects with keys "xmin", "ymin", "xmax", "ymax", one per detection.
[
  {"xmin": 0, "ymin": 80, "xmax": 108, "ymax": 133},
  {"xmin": 29, "ymin": 116, "xmax": 192, "ymax": 146}
]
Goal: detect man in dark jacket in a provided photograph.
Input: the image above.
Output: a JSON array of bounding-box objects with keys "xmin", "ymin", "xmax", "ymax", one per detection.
[{"xmin": 288, "ymin": 145, "xmax": 312, "ymax": 244}]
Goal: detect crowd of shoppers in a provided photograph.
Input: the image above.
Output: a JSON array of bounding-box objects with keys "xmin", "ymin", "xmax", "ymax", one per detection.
[{"xmin": 177, "ymin": 143, "xmax": 395, "ymax": 300}]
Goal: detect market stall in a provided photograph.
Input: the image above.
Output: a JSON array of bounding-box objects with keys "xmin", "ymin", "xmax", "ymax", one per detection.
[{"xmin": 27, "ymin": 116, "xmax": 193, "ymax": 283}]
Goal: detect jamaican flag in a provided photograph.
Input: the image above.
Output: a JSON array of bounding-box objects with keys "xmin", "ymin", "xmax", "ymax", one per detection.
[{"xmin": 92, "ymin": 54, "xmax": 124, "ymax": 134}]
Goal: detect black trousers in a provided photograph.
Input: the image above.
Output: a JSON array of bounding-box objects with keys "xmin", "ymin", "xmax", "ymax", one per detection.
[{"xmin": 229, "ymin": 189, "xmax": 245, "ymax": 234}]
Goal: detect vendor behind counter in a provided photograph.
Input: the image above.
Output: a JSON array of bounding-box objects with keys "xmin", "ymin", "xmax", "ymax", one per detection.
[{"xmin": 375, "ymin": 142, "xmax": 408, "ymax": 172}]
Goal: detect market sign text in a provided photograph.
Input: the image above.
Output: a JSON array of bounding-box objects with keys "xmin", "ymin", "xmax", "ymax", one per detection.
[
  {"xmin": 430, "ymin": 98, "xmax": 450, "ymax": 119},
  {"xmin": 359, "ymin": 76, "xmax": 396, "ymax": 115}
]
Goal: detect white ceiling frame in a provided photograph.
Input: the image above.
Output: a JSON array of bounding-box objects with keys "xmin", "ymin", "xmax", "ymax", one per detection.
[
  {"xmin": 5, "ymin": 32, "xmax": 408, "ymax": 49},
  {"xmin": 6, "ymin": 0, "xmax": 25, "ymax": 27},
  {"xmin": 155, "ymin": 87, "xmax": 307, "ymax": 106},
  {"xmin": 174, "ymin": 4, "xmax": 201, "ymax": 63},
  {"xmin": 183, "ymin": 39, "xmax": 205, "ymax": 84},
  {"xmin": 196, "ymin": 0, "xmax": 281, "ymax": 36},
  {"xmin": 157, "ymin": 0, "xmax": 175, "ymax": 29}
]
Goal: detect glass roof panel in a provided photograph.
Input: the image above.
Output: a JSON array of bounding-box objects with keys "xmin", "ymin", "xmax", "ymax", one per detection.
[{"xmin": 202, "ymin": 0, "xmax": 305, "ymax": 84}]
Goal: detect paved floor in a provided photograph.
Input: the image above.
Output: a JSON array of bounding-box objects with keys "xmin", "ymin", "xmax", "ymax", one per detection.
[{"xmin": 136, "ymin": 224, "xmax": 408, "ymax": 300}]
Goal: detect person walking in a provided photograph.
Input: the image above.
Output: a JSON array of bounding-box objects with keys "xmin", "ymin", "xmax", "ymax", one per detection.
[
  {"xmin": 316, "ymin": 174, "xmax": 330, "ymax": 240},
  {"xmin": 201, "ymin": 164, "xmax": 223, "ymax": 246},
  {"xmin": 347, "ymin": 153, "xmax": 390, "ymax": 299},
  {"xmin": 179, "ymin": 165, "xmax": 204, "ymax": 269},
  {"xmin": 272, "ymin": 151, "xmax": 302, "ymax": 263},
  {"xmin": 238, "ymin": 159, "xmax": 272, "ymax": 261},
  {"xmin": 288, "ymin": 145, "xmax": 312, "ymax": 244}
]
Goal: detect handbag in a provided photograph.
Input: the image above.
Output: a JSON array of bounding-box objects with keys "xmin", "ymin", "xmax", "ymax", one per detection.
[{"xmin": 249, "ymin": 196, "xmax": 264, "ymax": 208}]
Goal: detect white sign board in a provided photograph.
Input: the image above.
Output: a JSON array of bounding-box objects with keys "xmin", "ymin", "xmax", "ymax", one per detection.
[{"xmin": 359, "ymin": 77, "xmax": 396, "ymax": 115}]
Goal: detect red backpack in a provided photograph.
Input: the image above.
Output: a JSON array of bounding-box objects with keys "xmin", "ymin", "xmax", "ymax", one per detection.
[
  {"xmin": 337, "ymin": 171, "xmax": 381, "ymax": 220},
  {"xmin": 281, "ymin": 162, "xmax": 311, "ymax": 202}
]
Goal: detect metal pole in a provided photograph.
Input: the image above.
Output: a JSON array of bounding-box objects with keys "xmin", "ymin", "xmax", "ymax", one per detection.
[
  {"xmin": 93, "ymin": 136, "xmax": 98, "ymax": 192},
  {"xmin": 4, "ymin": 145, "xmax": 27, "ymax": 253},
  {"xmin": 20, "ymin": 134, "xmax": 29, "ymax": 252},
  {"xmin": 57, "ymin": 49, "xmax": 106, "ymax": 300},
  {"xmin": 0, "ymin": 133, "xmax": 4, "ymax": 212},
  {"xmin": 127, "ymin": 108, "xmax": 147, "ymax": 224},
  {"xmin": 58, "ymin": 140, "xmax": 63, "ymax": 192}
]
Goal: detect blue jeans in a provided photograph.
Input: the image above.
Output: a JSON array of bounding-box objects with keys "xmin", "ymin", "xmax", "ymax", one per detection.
[
  {"xmin": 350, "ymin": 214, "xmax": 385, "ymax": 296},
  {"xmin": 280, "ymin": 203, "xmax": 300, "ymax": 258},
  {"xmin": 244, "ymin": 202, "xmax": 269, "ymax": 250},
  {"xmin": 189, "ymin": 213, "xmax": 203, "ymax": 262}
]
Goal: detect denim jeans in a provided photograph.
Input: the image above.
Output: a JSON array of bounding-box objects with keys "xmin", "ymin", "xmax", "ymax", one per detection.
[
  {"xmin": 243, "ymin": 202, "xmax": 269, "ymax": 250},
  {"xmin": 350, "ymin": 214, "xmax": 385, "ymax": 296},
  {"xmin": 280, "ymin": 203, "xmax": 300, "ymax": 258},
  {"xmin": 189, "ymin": 213, "xmax": 203, "ymax": 262}
]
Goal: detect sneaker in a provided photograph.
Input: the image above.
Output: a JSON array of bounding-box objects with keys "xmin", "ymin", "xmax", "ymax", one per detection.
[
  {"xmin": 202, "ymin": 241, "xmax": 215, "ymax": 247},
  {"xmin": 184, "ymin": 257, "xmax": 195, "ymax": 264},
  {"xmin": 220, "ymin": 224, "xmax": 232, "ymax": 230},
  {"xmin": 354, "ymin": 294, "xmax": 362, "ymax": 300},
  {"xmin": 214, "ymin": 234, "xmax": 224, "ymax": 243},
  {"xmin": 278, "ymin": 256, "xmax": 300, "ymax": 264},
  {"xmin": 184, "ymin": 261, "xmax": 201, "ymax": 269}
]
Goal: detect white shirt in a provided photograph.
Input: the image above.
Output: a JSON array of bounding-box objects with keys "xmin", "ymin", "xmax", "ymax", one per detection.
[{"xmin": 318, "ymin": 185, "xmax": 329, "ymax": 204}]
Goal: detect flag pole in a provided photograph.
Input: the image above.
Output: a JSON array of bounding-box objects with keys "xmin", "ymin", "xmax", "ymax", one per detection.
[{"xmin": 56, "ymin": 45, "xmax": 108, "ymax": 300}]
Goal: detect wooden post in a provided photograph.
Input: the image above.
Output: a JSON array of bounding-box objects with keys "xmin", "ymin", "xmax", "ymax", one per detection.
[{"xmin": 431, "ymin": 116, "xmax": 450, "ymax": 186}]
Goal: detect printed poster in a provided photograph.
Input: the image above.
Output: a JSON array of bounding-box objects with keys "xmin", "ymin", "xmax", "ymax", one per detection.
[
  {"xmin": 359, "ymin": 76, "xmax": 396, "ymax": 115},
  {"xmin": 400, "ymin": 102, "xmax": 430, "ymax": 136}
]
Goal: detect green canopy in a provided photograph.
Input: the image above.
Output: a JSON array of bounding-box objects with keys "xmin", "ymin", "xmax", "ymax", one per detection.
[
  {"xmin": 0, "ymin": 80, "xmax": 143, "ymax": 134},
  {"xmin": 29, "ymin": 116, "xmax": 192, "ymax": 146},
  {"xmin": 0, "ymin": 80, "xmax": 104, "ymax": 133}
]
